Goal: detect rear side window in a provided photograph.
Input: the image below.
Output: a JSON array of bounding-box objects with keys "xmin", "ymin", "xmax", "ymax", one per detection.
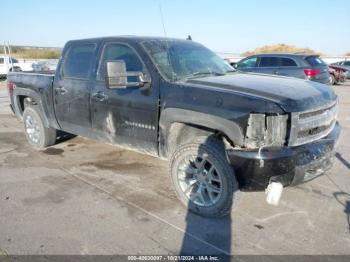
[
  {"xmin": 259, "ymin": 57, "xmax": 279, "ymax": 67},
  {"xmin": 62, "ymin": 43, "xmax": 96, "ymax": 79},
  {"xmin": 0, "ymin": 58, "xmax": 4, "ymax": 64},
  {"xmin": 344, "ymin": 61, "xmax": 350, "ymax": 66},
  {"xmin": 280, "ymin": 58, "xmax": 297, "ymax": 67},
  {"xmin": 305, "ymin": 56, "xmax": 326, "ymax": 66}
]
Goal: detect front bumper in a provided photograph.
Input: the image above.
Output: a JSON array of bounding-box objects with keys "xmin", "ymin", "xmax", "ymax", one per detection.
[{"xmin": 227, "ymin": 122, "xmax": 341, "ymax": 191}]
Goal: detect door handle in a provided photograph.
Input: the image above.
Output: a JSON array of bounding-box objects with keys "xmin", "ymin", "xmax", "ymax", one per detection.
[
  {"xmin": 92, "ymin": 91, "xmax": 108, "ymax": 102},
  {"xmin": 55, "ymin": 86, "xmax": 68, "ymax": 95},
  {"xmin": 274, "ymin": 71, "xmax": 280, "ymax": 75}
]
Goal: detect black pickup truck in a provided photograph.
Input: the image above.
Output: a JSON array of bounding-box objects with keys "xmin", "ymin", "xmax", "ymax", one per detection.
[{"xmin": 7, "ymin": 36, "xmax": 340, "ymax": 217}]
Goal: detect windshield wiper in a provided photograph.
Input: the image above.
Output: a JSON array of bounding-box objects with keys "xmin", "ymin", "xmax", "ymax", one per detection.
[
  {"xmin": 183, "ymin": 71, "xmax": 225, "ymax": 80},
  {"xmin": 192, "ymin": 71, "xmax": 225, "ymax": 76}
]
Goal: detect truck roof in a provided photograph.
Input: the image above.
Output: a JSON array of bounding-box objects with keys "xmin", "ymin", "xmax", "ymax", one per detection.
[{"xmin": 67, "ymin": 35, "xmax": 188, "ymax": 45}]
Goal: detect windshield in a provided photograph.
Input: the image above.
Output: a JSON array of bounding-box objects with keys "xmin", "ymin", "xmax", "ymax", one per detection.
[{"xmin": 142, "ymin": 40, "xmax": 234, "ymax": 81}]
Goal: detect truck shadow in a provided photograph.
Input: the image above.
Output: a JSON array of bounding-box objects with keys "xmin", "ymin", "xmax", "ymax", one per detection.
[
  {"xmin": 335, "ymin": 152, "xmax": 350, "ymax": 170},
  {"xmin": 180, "ymin": 212, "xmax": 232, "ymax": 256},
  {"xmin": 333, "ymin": 192, "xmax": 350, "ymax": 233},
  {"xmin": 179, "ymin": 136, "xmax": 234, "ymax": 257}
]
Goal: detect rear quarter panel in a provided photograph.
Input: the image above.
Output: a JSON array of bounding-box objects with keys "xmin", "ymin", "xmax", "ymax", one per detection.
[{"xmin": 8, "ymin": 72, "xmax": 59, "ymax": 128}]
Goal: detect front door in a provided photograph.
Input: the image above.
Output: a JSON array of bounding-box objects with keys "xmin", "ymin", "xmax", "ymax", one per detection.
[
  {"xmin": 90, "ymin": 42, "xmax": 159, "ymax": 155},
  {"xmin": 54, "ymin": 43, "xmax": 97, "ymax": 135}
]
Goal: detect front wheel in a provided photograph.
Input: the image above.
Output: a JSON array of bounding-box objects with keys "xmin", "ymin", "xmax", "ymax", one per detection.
[
  {"xmin": 23, "ymin": 105, "xmax": 57, "ymax": 149},
  {"xmin": 170, "ymin": 136, "xmax": 240, "ymax": 217}
]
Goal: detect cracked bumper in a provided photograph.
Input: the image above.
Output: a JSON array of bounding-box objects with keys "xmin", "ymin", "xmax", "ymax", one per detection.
[{"xmin": 227, "ymin": 122, "xmax": 341, "ymax": 191}]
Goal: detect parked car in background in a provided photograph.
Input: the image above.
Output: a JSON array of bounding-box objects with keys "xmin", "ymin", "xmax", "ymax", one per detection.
[
  {"xmin": 32, "ymin": 60, "xmax": 58, "ymax": 72},
  {"xmin": 236, "ymin": 53, "xmax": 331, "ymax": 85},
  {"xmin": 329, "ymin": 65, "xmax": 348, "ymax": 85},
  {"xmin": 331, "ymin": 60, "xmax": 350, "ymax": 79},
  {"xmin": 0, "ymin": 55, "xmax": 33, "ymax": 78}
]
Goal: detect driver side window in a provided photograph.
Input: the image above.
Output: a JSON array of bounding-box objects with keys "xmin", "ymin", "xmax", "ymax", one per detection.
[{"xmin": 97, "ymin": 43, "xmax": 144, "ymax": 81}]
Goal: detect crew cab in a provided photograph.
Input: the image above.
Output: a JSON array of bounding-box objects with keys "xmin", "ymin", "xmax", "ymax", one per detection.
[{"xmin": 7, "ymin": 36, "xmax": 340, "ymax": 217}]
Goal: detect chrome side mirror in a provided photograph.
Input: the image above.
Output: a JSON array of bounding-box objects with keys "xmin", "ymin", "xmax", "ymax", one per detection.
[{"xmin": 106, "ymin": 60, "xmax": 150, "ymax": 89}]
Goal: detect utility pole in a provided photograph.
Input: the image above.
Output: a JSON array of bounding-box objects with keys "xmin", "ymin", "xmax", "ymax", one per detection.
[{"xmin": 7, "ymin": 41, "xmax": 14, "ymax": 71}]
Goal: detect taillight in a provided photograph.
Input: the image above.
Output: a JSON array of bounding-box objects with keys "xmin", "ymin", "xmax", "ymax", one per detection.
[
  {"xmin": 7, "ymin": 81, "xmax": 16, "ymax": 91},
  {"xmin": 304, "ymin": 69, "xmax": 319, "ymax": 77}
]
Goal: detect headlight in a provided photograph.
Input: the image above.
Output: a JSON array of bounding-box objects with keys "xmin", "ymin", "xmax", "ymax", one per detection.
[{"xmin": 245, "ymin": 113, "xmax": 288, "ymax": 148}]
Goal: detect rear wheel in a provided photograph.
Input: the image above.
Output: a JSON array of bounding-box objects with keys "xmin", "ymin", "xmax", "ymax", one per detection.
[
  {"xmin": 23, "ymin": 105, "xmax": 57, "ymax": 149},
  {"xmin": 170, "ymin": 136, "xmax": 240, "ymax": 217},
  {"xmin": 330, "ymin": 74, "xmax": 337, "ymax": 85}
]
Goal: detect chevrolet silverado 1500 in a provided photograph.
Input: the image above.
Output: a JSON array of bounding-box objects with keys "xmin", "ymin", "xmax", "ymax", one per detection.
[{"xmin": 7, "ymin": 36, "xmax": 340, "ymax": 217}]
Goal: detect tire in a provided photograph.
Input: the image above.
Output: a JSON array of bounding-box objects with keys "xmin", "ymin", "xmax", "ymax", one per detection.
[
  {"xmin": 170, "ymin": 136, "xmax": 240, "ymax": 217},
  {"xmin": 330, "ymin": 74, "xmax": 337, "ymax": 85},
  {"xmin": 23, "ymin": 105, "xmax": 57, "ymax": 149}
]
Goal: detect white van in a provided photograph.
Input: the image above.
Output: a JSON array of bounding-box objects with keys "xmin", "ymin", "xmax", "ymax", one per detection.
[{"xmin": 0, "ymin": 55, "xmax": 33, "ymax": 78}]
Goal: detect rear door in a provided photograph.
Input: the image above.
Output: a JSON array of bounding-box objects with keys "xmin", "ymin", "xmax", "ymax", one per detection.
[
  {"xmin": 53, "ymin": 42, "xmax": 97, "ymax": 135},
  {"xmin": 257, "ymin": 56, "xmax": 280, "ymax": 75},
  {"xmin": 278, "ymin": 57, "xmax": 300, "ymax": 78}
]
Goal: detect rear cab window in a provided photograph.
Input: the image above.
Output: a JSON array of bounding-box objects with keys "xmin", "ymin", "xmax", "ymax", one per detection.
[{"xmin": 61, "ymin": 43, "xmax": 96, "ymax": 79}]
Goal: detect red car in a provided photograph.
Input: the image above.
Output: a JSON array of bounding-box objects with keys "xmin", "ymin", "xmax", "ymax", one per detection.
[{"xmin": 329, "ymin": 65, "xmax": 348, "ymax": 85}]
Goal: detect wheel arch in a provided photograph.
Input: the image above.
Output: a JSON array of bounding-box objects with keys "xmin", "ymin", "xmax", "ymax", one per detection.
[
  {"xmin": 159, "ymin": 108, "xmax": 244, "ymax": 158},
  {"xmin": 12, "ymin": 87, "xmax": 50, "ymax": 127}
]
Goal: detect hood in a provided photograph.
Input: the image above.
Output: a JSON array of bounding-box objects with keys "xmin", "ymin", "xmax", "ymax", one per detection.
[{"xmin": 186, "ymin": 72, "xmax": 337, "ymax": 112}]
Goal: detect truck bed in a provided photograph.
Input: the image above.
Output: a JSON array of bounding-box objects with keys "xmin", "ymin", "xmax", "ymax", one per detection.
[{"xmin": 8, "ymin": 71, "xmax": 55, "ymax": 88}]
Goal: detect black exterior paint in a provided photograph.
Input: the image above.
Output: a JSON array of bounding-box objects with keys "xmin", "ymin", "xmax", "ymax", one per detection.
[
  {"xmin": 228, "ymin": 123, "xmax": 340, "ymax": 190},
  {"xmin": 7, "ymin": 36, "xmax": 340, "ymax": 190}
]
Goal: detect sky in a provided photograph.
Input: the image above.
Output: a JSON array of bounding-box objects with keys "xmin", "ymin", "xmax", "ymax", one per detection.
[{"xmin": 1, "ymin": 0, "xmax": 350, "ymax": 55}]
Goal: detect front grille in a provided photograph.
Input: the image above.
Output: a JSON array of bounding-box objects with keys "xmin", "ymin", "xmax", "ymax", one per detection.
[{"xmin": 289, "ymin": 101, "xmax": 338, "ymax": 147}]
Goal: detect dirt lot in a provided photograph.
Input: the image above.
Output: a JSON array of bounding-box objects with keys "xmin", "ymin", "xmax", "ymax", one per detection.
[{"xmin": 0, "ymin": 79, "xmax": 349, "ymax": 255}]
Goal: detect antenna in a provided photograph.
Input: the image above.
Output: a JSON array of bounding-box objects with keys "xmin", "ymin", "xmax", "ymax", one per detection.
[{"xmin": 159, "ymin": 4, "xmax": 167, "ymax": 38}]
